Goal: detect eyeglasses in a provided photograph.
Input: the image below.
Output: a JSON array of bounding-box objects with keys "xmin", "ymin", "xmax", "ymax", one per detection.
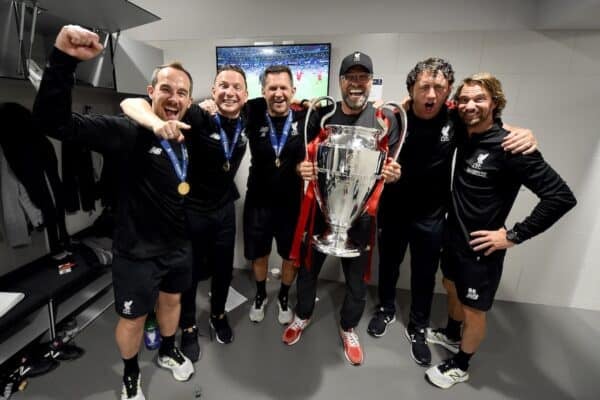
[{"xmin": 341, "ymin": 73, "xmax": 372, "ymax": 83}]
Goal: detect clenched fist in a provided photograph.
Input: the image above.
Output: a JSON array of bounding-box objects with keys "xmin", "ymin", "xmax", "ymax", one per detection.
[{"xmin": 55, "ymin": 25, "xmax": 104, "ymax": 61}]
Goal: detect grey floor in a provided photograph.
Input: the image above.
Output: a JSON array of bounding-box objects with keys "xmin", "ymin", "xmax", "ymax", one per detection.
[{"xmin": 17, "ymin": 269, "xmax": 600, "ymax": 400}]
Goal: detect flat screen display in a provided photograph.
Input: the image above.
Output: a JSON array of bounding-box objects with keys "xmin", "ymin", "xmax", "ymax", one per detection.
[{"xmin": 216, "ymin": 43, "xmax": 331, "ymax": 100}]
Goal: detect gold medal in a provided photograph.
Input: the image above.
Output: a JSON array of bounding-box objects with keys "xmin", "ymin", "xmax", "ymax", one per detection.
[
  {"xmin": 275, "ymin": 157, "xmax": 281, "ymax": 167},
  {"xmin": 223, "ymin": 161, "xmax": 231, "ymax": 172},
  {"xmin": 178, "ymin": 181, "xmax": 190, "ymax": 196}
]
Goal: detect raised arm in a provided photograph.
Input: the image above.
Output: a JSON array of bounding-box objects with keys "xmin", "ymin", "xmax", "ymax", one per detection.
[
  {"xmin": 33, "ymin": 25, "xmax": 102, "ymax": 135},
  {"xmin": 33, "ymin": 25, "xmax": 134, "ymax": 154}
]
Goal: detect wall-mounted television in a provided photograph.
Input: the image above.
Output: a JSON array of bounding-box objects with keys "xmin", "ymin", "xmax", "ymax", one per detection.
[{"xmin": 216, "ymin": 43, "xmax": 331, "ymax": 100}]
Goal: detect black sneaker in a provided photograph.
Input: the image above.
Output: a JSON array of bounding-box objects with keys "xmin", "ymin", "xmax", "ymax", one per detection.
[
  {"xmin": 180, "ymin": 325, "xmax": 200, "ymax": 362},
  {"xmin": 47, "ymin": 336, "xmax": 85, "ymax": 361},
  {"xmin": 210, "ymin": 315, "xmax": 233, "ymax": 344},
  {"xmin": 405, "ymin": 327, "xmax": 431, "ymax": 366},
  {"xmin": 367, "ymin": 307, "xmax": 396, "ymax": 337}
]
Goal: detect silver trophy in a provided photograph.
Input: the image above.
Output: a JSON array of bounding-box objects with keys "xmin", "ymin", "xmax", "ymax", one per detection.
[{"xmin": 304, "ymin": 97, "xmax": 407, "ymax": 258}]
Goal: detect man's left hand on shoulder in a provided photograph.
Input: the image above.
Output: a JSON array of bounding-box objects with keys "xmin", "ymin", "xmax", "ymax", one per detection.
[{"xmin": 502, "ymin": 124, "xmax": 537, "ymax": 154}]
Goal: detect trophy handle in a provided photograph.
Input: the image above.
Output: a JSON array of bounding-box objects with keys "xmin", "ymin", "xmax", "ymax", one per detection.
[
  {"xmin": 303, "ymin": 96, "xmax": 337, "ymax": 160},
  {"xmin": 376, "ymin": 101, "xmax": 408, "ymax": 161}
]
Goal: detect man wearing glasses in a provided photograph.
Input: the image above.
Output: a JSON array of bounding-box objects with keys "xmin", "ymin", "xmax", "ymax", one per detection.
[{"xmin": 283, "ymin": 52, "xmax": 402, "ymax": 366}]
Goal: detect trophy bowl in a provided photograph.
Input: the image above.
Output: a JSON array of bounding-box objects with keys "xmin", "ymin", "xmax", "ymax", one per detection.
[{"xmin": 313, "ymin": 124, "xmax": 387, "ymax": 257}]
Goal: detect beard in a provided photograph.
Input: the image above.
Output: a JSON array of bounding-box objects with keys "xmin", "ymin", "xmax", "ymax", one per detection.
[
  {"xmin": 461, "ymin": 111, "xmax": 486, "ymax": 126},
  {"xmin": 343, "ymin": 93, "xmax": 368, "ymax": 110}
]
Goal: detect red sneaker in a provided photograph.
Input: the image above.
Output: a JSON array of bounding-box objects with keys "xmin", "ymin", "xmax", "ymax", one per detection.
[
  {"xmin": 282, "ymin": 315, "xmax": 310, "ymax": 345},
  {"xmin": 339, "ymin": 328, "xmax": 363, "ymax": 365}
]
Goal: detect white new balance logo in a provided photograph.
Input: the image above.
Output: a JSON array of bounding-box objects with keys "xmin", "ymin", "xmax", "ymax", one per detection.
[
  {"xmin": 447, "ymin": 370, "xmax": 465, "ymax": 380},
  {"xmin": 17, "ymin": 365, "xmax": 31, "ymax": 376},
  {"xmin": 466, "ymin": 288, "xmax": 479, "ymax": 300},
  {"xmin": 148, "ymin": 146, "xmax": 162, "ymax": 155}
]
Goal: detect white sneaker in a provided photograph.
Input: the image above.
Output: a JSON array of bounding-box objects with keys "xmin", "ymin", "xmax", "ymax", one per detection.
[
  {"xmin": 277, "ymin": 298, "xmax": 293, "ymax": 325},
  {"xmin": 249, "ymin": 296, "xmax": 268, "ymax": 322},
  {"xmin": 425, "ymin": 359, "xmax": 469, "ymax": 389},
  {"xmin": 121, "ymin": 373, "xmax": 145, "ymax": 400},
  {"xmin": 157, "ymin": 347, "xmax": 194, "ymax": 381},
  {"xmin": 426, "ymin": 328, "xmax": 460, "ymax": 354}
]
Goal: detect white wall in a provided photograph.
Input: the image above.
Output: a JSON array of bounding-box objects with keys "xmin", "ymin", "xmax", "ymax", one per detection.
[
  {"xmin": 140, "ymin": 28, "xmax": 600, "ymax": 311},
  {"xmin": 127, "ymin": 0, "xmax": 538, "ymax": 40},
  {"xmin": 114, "ymin": 34, "xmax": 164, "ymax": 95}
]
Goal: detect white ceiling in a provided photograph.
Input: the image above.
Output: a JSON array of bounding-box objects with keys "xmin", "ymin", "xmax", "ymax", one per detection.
[{"xmin": 124, "ymin": 0, "xmax": 600, "ymax": 43}]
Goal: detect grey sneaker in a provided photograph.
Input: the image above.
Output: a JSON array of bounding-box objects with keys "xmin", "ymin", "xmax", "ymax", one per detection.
[
  {"xmin": 426, "ymin": 328, "xmax": 460, "ymax": 354},
  {"xmin": 425, "ymin": 358, "xmax": 469, "ymax": 389},
  {"xmin": 157, "ymin": 347, "xmax": 194, "ymax": 381}
]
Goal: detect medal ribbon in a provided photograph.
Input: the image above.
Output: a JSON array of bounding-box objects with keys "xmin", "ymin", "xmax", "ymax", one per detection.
[
  {"xmin": 159, "ymin": 139, "xmax": 188, "ymax": 183},
  {"xmin": 265, "ymin": 111, "xmax": 293, "ymax": 162},
  {"xmin": 214, "ymin": 114, "xmax": 242, "ymax": 167}
]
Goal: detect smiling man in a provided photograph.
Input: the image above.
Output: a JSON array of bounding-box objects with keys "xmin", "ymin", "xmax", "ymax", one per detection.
[
  {"xmin": 243, "ymin": 65, "xmax": 307, "ymax": 325},
  {"xmin": 424, "ymin": 72, "xmax": 576, "ymax": 389},
  {"xmin": 33, "ymin": 25, "xmax": 195, "ymax": 400},
  {"xmin": 283, "ymin": 51, "xmax": 402, "ymax": 366}
]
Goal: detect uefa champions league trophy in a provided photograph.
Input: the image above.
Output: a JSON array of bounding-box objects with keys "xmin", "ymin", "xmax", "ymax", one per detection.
[{"xmin": 303, "ymin": 97, "xmax": 407, "ymax": 257}]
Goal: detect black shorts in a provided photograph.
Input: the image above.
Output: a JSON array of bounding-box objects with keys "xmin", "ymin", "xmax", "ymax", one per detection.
[
  {"xmin": 112, "ymin": 246, "xmax": 192, "ymax": 318},
  {"xmin": 441, "ymin": 244, "xmax": 505, "ymax": 311},
  {"xmin": 243, "ymin": 201, "xmax": 297, "ymax": 260}
]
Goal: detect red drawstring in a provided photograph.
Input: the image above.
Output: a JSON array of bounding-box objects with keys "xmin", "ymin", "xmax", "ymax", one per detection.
[{"xmin": 289, "ymin": 115, "xmax": 390, "ymax": 280}]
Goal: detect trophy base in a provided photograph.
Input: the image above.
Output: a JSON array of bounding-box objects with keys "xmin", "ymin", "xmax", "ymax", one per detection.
[{"xmin": 312, "ymin": 231, "xmax": 361, "ymax": 258}]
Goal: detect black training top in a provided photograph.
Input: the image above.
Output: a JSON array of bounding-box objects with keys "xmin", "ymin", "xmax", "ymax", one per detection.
[
  {"xmin": 182, "ymin": 105, "xmax": 248, "ymax": 213},
  {"xmin": 33, "ymin": 48, "xmax": 188, "ymax": 259},
  {"xmin": 244, "ymin": 98, "xmax": 306, "ymax": 208},
  {"xmin": 381, "ymin": 104, "xmax": 456, "ymax": 218},
  {"xmin": 448, "ymin": 123, "xmax": 577, "ymax": 248}
]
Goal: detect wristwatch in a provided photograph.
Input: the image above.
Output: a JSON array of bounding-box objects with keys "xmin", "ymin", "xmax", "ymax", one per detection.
[{"xmin": 505, "ymin": 229, "xmax": 522, "ymax": 244}]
